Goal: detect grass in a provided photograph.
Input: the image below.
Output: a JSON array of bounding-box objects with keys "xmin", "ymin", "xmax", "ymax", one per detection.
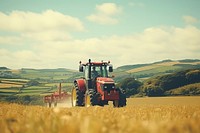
[
  {"xmin": 0, "ymin": 97, "xmax": 200, "ymax": 133},
  {"xmin": 126, "ymin": 61, "xmax": 200, "ymax": 74},
  {"xmin": 0, "ymin": 88, "xmax": 19, "ymax": 93},
  {"xmin": 19, "ymin": 69, "xmax": 75, "ymax": 80},
  {"xmin": 0, "ymin": 81, "xmax": 27, "ymax": 85},
  {"xmin": 0, "ymin": 83, "xmax": 23, "ymax": 88},
  {"xmin": 0, "ymin": 78, "xmax": 29, "ymax": 82},
  {"xmin": 0, "ymin": 78, "xmax": 28, "ymax": 89},
  {"xmin": 0, "ymin": 77, "xmax": 72, "ymax": 96},
  {"xmin": 128, "ymin": 65, "xmax": 182, "ymax": 75}
]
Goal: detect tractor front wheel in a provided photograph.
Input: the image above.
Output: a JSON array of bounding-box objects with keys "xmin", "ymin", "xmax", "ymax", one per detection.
[
  {"xmin": 85, "ymin": 93, "xmax": 91, "ymax": 107},
  {"xmin": 85, "ymin": 90, "xmax": 97, "ymax": 107}
]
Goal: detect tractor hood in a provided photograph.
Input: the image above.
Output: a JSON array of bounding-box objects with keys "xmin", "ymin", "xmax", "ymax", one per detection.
[{"xmin": 96, "ymin": 77, "xmax": 114, "ymax": 84}]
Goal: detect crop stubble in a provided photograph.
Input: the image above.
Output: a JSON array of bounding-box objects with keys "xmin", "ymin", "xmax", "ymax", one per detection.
[{"xmin": 0, "ymin": 97, "xmax": 200, "ymax": 133}]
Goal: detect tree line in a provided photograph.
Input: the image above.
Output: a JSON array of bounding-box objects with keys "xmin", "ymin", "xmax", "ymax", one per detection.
[{"xmin": 117, "ymin": 69, "xmax": 200, "ymax": 97}]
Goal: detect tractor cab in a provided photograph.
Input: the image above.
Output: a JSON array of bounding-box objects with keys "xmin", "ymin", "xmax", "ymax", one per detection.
[
  {"xmin": 79, "ymin": 59, "xmax": 113, "ymax": 89},
  {"xmin": 72, "ymin": 59, "xmax": 126, "ymax": 107}
]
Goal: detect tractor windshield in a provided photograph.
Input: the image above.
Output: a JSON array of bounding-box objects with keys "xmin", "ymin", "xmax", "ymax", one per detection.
[
  {"xmin": 92, "ymin": 65, "xmax": 108, "ymax": 78},
  {"xmin": 84, "ymin": 64, "xmax": 109, "ymax": 80}
]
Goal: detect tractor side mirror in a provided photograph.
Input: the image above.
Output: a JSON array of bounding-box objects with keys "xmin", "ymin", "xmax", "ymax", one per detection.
[
  {"xmin": 79, "ymin": 65, "xmax": 83, "ymax": 72},
  {"xmin": 109, "ymin": 65, "xmax": 113, "ymax": 72}
]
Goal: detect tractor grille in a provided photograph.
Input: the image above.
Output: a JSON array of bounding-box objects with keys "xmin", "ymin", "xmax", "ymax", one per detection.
[{"xmin": 103, "ymin": 84, "xmax": 115, "ymax": 93}]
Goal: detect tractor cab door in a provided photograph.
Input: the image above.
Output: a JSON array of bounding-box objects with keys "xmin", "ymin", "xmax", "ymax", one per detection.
[{"xmin": 84, "ymin": 65, "xmax": 93, "ymax": 89}]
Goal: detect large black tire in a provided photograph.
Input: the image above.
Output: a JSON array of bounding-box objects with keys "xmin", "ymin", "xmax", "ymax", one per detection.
[
  {"xmin": 85, "ymin": 89, "xmax": 98, "ymax": 107},
  {"xmin": 71, "ymin": 87, "xmax": 84, "ymax": 107}
]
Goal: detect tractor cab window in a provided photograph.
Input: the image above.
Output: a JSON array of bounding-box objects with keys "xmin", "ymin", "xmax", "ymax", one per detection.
[
  {"xmin": 91, "ymin": 66, "xmax": 99, "ymax": 79},
  {"xmin": 101, "ymin": 65, "xmax": 108, "ymax": 77},
  {"xmin": 91, "ymin": 65, "xmax": 108, "ymax": 78},
  {"xmin": 84, "ymin": 66, "xmax": 89, "ymax": 80}
]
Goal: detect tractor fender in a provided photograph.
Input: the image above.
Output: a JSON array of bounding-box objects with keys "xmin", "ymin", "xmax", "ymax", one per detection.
[{"xmin": 74, "ymin": 79, "xmax": 86, "ymax": 92}]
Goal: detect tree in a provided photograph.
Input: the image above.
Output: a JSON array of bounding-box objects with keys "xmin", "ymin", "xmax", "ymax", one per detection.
[
  {"xmin": 27, "ymin": 80, "xmax": 40, "ymax": 86},
  {"xmin": 117, "ymin": 78, "xmax": 142, "ymax": 97},
  {"xmin": 186, "ymin": 70, "xmax": 200, "ymax": 83},
  {"xmin": 142, "ymin": 69, "xmax": 200, "ymax": 96}
]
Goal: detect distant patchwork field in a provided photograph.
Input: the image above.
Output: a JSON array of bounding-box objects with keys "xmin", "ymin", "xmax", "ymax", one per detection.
[{"xmin": 0, "ymin": 78, "xmax": 73, "ymax": 96}]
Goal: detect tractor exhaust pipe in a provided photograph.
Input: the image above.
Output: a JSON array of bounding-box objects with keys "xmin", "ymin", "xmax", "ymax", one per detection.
[
  {"xmin": 88, "ymin": 59, "xmax": 91, "ymax": 79},
  {"xmin": 88, "ymin": 59, "xmax": 92, "ymax": 89}
]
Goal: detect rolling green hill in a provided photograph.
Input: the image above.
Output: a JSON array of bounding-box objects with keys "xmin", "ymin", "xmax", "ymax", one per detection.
[
  {"xmin": 0, "ymin": 68, "xmax": 81, "ymax": 96},
  {"xmin": 113, "ymin": 59, "xmax": 200, "ymax": 81},
  {"xmin": 165, "ymin": 83, "xmax": 200, "ymax": 96},
  {"xmin": 141, "ymin": 69, "xmax": 200, "ymax": 96}
]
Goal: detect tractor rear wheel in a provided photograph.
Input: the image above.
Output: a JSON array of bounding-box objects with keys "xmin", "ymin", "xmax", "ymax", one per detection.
[
  {"xmin": 85, "ymin": 90, "xmax": 97, "ymax": 107},
  {"xmin": 71, "ymin": 87, "xmax": 84, "ymax": 107}
]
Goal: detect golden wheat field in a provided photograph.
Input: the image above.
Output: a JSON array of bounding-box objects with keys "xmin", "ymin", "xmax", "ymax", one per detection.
[{"xmin": 0, "ymin": 97, "xmax": 200, "ymax": 133}]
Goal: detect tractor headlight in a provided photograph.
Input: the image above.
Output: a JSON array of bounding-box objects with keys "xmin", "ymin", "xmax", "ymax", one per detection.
[{"xmin": 103, "ymin": 84, "xmax": 115, "ymax": 91}]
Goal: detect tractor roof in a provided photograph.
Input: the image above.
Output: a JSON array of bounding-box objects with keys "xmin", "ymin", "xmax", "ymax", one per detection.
[
  {"xmin": 82, "ymin": 61, "xmax": 109, "ymax": 66},
  {"xmin": 80, "ymin": 59, "xmax": 111, "ymax": 66}
]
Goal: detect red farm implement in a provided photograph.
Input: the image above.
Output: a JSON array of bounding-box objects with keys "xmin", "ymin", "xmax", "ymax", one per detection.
[{"xmin": 44, "ymin": 83, "xmax": 70, "ymax": 107}]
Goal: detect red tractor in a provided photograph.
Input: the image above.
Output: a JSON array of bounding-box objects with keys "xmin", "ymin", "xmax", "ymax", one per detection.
[{"xmin": 71, "ymin": 59, "xmax": 126, "ymax": 107}]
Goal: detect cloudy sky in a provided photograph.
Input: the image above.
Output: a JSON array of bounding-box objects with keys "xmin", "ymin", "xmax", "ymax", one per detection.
[{"xmin": 0, "ymin": 0, "xmax": 200, "ymax": 69}]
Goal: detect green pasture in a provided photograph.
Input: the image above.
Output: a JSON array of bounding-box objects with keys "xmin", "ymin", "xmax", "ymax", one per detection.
[
  {"xmin": 131, "ymin": 65, "xmax": 182, "ymax": 76},
  {"xmin": 0, "ymin": 87, "xmax": 20, "ymax": 96},
  {"xmin": 19, "ymin": 69, "xmax": 76, "ymax": 80},
  {"xmin": 0, "ymin": 78, "xmax": 29, "ymax": 82}
]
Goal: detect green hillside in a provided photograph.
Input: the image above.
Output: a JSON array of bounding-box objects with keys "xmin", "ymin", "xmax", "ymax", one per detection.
[
  {"xmin": 114, "ymin": 59, "xmax": 200, "ymax": 81},
  {"xmin": 165, "ymin": 83, "xmax": 200, "ymax": 96},
  {"xmin": 141, "ymin": 69, "xmax": 200, "ymax": 96},
  {"xmin": 0, "ymin": 68, "xmax": 80, "ymax": 96},
  {"xmin": 19, "ymin": 68, "xmax": 79, "ymax": 81}
]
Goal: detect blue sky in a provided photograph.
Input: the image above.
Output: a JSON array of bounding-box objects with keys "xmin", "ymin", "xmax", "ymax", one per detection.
[{"xmin": 0, "ymin": 0, "xmax": 200, "ymax": 69}]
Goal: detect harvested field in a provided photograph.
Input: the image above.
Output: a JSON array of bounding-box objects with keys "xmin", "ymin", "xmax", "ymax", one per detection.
[
  {"xmin": 0, "ymin": 83, "xmax": 23, "ymax": 89},
  {"xmin": 0, "ymin": 96, "xmax": 200, "ymax": 133}
]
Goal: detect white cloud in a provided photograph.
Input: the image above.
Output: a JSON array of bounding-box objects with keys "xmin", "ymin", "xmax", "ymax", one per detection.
[
  {"xmin": 1, "ymin": 25, "xmax": 200, "ymax": 69},
  {"xmin": 87, "ymin": 3, "xmax": 122, "ymax": 25},
  {"xmin": 0, "ymin": 36, "xmax": 22, "ymax": 45},
  {"xmin": 0, "ymin": 10, "xmax": 84, "ymax": 32},
  {"xmin": 0, "ymin": 49, "xmax": 41, "ymax": 68},
  {"xmin": 22, "ymin": 30, "xmax": 72, "ymax": 42},
  {"xmin": 183, "ymin": 16, "xmax": 198, "ymax": 24},
  {"xmin": 96, "ymin": 3, "xmax": 122, "ymax": 16},
  {"xmin": 0, "ymin": 10, "xmax": 85, "ymax": 43}
]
